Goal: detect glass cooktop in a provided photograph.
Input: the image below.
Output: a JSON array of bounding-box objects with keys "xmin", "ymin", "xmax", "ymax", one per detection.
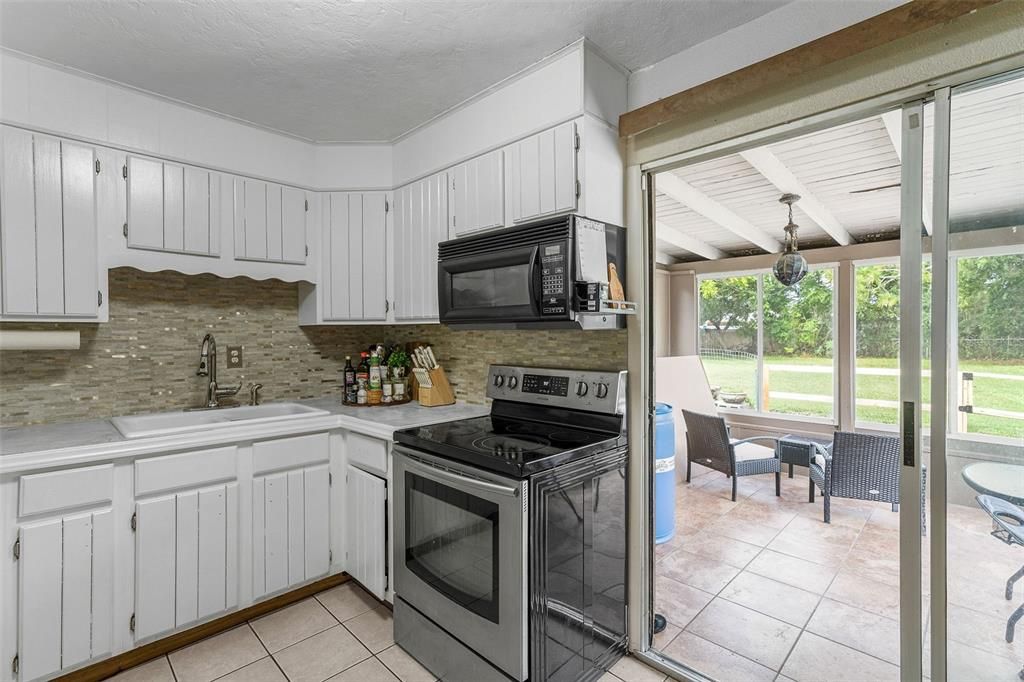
[{"xmin": 394, "ymin": 415, "xmax": 622, "ymax": 477}]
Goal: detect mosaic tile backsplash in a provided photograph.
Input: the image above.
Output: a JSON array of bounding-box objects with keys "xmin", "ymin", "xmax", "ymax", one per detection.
[{"xmin": 0, "ymin": 268, "xmax": 628, "ymax": 427}]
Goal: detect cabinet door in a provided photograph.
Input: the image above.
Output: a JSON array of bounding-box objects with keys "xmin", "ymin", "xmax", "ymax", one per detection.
[
  {"xmin": 0, "ymin": 128, "xmax": 98, "ymax": 318},
  {"xmin": 281, "ymin": 186, "xmax": 307, "ymax": 264},
  {"xmin": 345, "ymin": 465, "xmax": 387, "ymax": 600},
  {"xmin": 0, "ymin": 126, "xmax": 37, "ymax": 315},
  {"xmin": 60, "ymin": 141, "xmax": 99, "ymax": 316},
  {"xmin": 393, "ymin": 173, "xmax": 448, "ymax": 321},
  {"xmin": 252, "ymin": 464, "xmax": 330, "ymax": 599},
  {"xmin": 450, "ymin": 149, "xmax": 504, "ymax": 238},
  {"xmin": 242, "ymin": 179, "xmax": 268, "ymax": 260},
  {"xmin": 126, "ymin": 155, "xmax": 165, "ymax": 250},
  {"xmin": 17, "ymin": 510, "xmax": 114, "ymax": 681},
  {"xmin": 135, "ymin": 483, "xmax": 239, "ymax": 640},
  {"xmin": 326, "ymin": 192, "xmax": 352, "ymax": 320},
  {"xmin": 506, "ymin": 121, "xmax": 577, "ymax": 224},
  {"xmin": 183, "ymin": 166, "xmax": 212, "ymax": 255}
]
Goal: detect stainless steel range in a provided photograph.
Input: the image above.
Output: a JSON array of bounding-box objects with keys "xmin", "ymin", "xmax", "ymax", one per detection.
[{"xmin": 393, "ymin": 365, "xmax": 628, "ymax": 682}]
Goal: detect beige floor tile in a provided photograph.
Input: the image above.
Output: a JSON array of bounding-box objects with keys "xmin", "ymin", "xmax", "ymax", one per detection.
[
  {"xmin": 377, "ymin": 644, "xmax": 436, "ymax": 682},
  {"xmin": 655, "ymin": 569, "xmax": 712, "ymax": 626},
  {"xmin": 110, "ymin": 656, "xmax": 175, "ymax": 682},
  {"xmin": 168, "ymin": 625, "xmax": 267, "ymax": 682},
  {"xmin": 745, "ymin": 549, "xmax": 838, "ymax": 594},
  {"xmin": 781, "ymin": 632, "xmax": 899, "ymax": 682},
  {"xmin": 686, "ymin": 598, "xmax": 800, "ymax": 670},
  {"xmin": 251, "ymin": 597, "xmax": 338, "ymax": 653},
  {"xmin": 725, "ymin": 502, "xmax": 799, "ymax": 531},
  {"xmin": 317, "ymin": 582, "xmax": 381, "ymax": 622},
  {"xmin": 683, "ymin": 532, "xmax": 763, "ymax": 568},
  {"xmin": 608, "ymin": 654, "xmax": 667, "ymax": 681},
  {"xmin": 705, "ymin": 514, "xmax": 783, "ymax": 547},
  {"xmin": 842, "ymin": 547, "xmax": 900, "ymax": 587},
  {"xmin": 947, "ymin": 602, "xmax": 1024, "ymax": 661},
  {"xmin": 660, "ymin": 631, "xmax": 775, "ymax": 682},
  {"xmin": 720, "ymin": 571, "xmax": 821, "ymax": 628},
  {"xmin": 659, "ymin": 549, "xmax": 740, "ymax": 594},
  {"xmin": 597, "ymin": 673, "xmax": 623, "ymax": 682},
  {"xmin": 805, "ymin": 598, "xmax": 899, "ymax": 665},
  {"xmin": 344, "ymin": 605, "xmax": 395, "ymax": 654},
  {"xmin": 273, "ymin": 625, "xmax": 372, "ymax": 682},
  {"xmin": 326, "ymin": 656, "xmax": 400, "ymax": 681},
  {"xmin": 826, "ymin": 569, "xmax": 900, "ymax": 619},
  {"xmin": 216, "ymin": 657, "xmax": 287, "ymax": 682},
  {"xmin": 943, "ymin": 638, "xmax": 1022, "ymax": 682}
]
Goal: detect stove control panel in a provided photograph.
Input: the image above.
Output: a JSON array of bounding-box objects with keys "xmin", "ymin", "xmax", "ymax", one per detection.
[{"xmin": 487, "ymin": 365, "xmax": 626, "ymax": 414}]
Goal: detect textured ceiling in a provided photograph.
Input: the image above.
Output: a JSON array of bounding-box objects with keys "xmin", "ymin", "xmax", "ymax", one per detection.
[{"xmin": 0, "ymin": 0, "xmax": 788, "ymax": 142}]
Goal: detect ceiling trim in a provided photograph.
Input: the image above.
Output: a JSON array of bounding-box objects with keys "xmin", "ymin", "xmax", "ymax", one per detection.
[
  {"xmin": 657, "ymin": 172, "xmax": 783, "ymax": 253},
  {"xmin": 618, "ymin": 0, "xmax": 1002, "ymax": 138}
]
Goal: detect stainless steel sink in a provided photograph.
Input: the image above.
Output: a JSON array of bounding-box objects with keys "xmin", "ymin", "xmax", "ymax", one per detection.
[{"xmin": 111, "ymin": 402, "xmax": 330, "ymax": 439}]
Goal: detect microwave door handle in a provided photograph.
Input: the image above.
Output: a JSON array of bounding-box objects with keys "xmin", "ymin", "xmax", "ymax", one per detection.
[
  {"xmin": 404, "ymin": 456, "xmax": 520, "ymax": 498},
  {"xmin": 527, "ymin": 245, "xmax": 541, "ymax": 315}
]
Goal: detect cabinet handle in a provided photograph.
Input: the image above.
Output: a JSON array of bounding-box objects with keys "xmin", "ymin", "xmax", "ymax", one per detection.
[
  {"xmin": 97, "ymin": 290, "xmax": 103, "ymax": 307},
  {"xmin": 385, "ymin": 300, "xmax": 390, "ymax": 314}
]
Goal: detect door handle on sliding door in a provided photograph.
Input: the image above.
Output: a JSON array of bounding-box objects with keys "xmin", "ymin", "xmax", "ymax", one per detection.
[{"xmin": 902, "ymin": 400, "xmax": 916, "ymax": 467}]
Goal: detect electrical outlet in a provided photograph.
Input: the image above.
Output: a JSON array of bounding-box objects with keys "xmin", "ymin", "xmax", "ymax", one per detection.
[{"xmin": 227, "ymin": 345, "xmax": 243, "ymax": 369}]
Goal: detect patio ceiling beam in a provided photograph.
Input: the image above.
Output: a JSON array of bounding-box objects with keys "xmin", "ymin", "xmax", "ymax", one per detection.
[
  {"xmin": 881, "ymin": 110, "xmax": 933, "ymax": 234},
  {"xmin": 657, "ymin": 173, "xmax": 783, "ymax": 253},
  {"xmin": 655, "ymin": 220, "xmax": 727, "ymax": 260},
  {"xmin": 739, "ymin": 147, "xmax": 853, "ymax": 246}
]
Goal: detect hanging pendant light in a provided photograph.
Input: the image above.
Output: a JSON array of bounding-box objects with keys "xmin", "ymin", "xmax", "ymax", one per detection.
[{"xmin": 773, "ymin": 193, "xmax": 808, "ymax": 286}]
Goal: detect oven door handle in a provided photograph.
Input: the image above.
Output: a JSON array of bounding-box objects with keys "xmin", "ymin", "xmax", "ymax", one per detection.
[{"xmin": 403, "ymin": 455, "xmax": 520, "ymax": 498}]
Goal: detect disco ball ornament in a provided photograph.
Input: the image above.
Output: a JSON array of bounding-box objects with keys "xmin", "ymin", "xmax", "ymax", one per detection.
[{"xmin": 773, "ymin": 193, "xmax": 808, "ymax": 287}]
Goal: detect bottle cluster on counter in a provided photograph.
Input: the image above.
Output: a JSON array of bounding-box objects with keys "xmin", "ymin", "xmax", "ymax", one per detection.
[{"xmin": 342, "ymin": 343, "xmax": 410, "ymax": 406}]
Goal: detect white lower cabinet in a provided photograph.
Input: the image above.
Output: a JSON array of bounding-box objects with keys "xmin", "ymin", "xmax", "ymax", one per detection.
[
  {"xmin": 16, "ymin": 510, "xmax": 114, "ymax": 681},
  {"xmin": 134, "ymin": 482, "xmax": 239, "ymax": 640},
  {"xmin": 251, "ymin": 433, "xmax": 331, "ymax": 598},
  {"xmin": 345, "ymin": 464, "xmax": 387, "ymax": 600}
]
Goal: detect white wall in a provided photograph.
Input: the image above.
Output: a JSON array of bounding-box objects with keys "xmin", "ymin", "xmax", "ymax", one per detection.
[
  {"xmin": 626, "ymin": 0, "xmax": 908, "ymax": 111},
  {"xmin": 0, "ymin": 51, "xmax": 394, "ymax": 190}
]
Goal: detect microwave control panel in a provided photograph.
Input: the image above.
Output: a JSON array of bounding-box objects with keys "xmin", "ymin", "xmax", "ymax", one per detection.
[{"xmin": 540, "ymin": 242, "xmax": 568, "ymax": 316}]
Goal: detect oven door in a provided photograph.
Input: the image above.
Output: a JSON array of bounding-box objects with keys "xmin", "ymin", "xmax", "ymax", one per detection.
[
  {"xmin": 438, "ymin": 244, "xmax": 542, "ymax": 323},
  {"xmin": 394, "ymin": 446, "xmax": 528, "ymax": 681}
]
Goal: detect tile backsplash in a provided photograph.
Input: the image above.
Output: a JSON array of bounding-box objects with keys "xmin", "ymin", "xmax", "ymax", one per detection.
[{"xmin": 0, "ymin": 268, "xmax": 628, "ymax": 427}]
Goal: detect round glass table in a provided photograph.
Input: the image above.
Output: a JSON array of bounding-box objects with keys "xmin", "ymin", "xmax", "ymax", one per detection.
[{"xmin": 963, "ymin": 461, "xmax": 1024, "ymax": 506}]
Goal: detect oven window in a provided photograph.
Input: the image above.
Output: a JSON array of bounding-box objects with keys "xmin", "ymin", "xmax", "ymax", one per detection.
[
  {"xmin": 405, "ymin": 472, "xmax": 500, "ymax": 623},
  {"xmin": 451, "ymin": 264, "xmax": 532, "ymax": 309}
]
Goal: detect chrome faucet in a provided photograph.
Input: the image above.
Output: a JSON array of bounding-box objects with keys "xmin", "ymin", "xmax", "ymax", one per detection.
[{"xmin": 196, "ymin": 333, "xmax": 242, "ymax": 408}]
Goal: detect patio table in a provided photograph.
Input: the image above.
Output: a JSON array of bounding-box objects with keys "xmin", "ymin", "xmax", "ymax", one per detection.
[{"xmin": 963, "ymin": 461, "xmax": 1024, "ymax": 506}]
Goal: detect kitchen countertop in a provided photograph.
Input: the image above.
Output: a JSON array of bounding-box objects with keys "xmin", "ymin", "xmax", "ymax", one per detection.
[{"xmin": 0, "ymin": 398, "xmax": 489, "ymax": 475}]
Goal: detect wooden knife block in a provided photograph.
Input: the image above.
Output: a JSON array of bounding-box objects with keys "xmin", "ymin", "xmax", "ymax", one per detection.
[{"xmin": 415, "ymin": 367, "xmax": 456, "ymax": 407}]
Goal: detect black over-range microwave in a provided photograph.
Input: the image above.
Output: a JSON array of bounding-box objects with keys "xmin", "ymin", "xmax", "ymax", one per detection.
[{"xmin": 437, "ymin": 214, "xmax": 627, "ymax": 330}]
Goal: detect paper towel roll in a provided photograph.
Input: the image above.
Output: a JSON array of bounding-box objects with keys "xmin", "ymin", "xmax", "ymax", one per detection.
[{"xmin": 0, "ymin": 330, "xmax": 80, "ymax": 350}]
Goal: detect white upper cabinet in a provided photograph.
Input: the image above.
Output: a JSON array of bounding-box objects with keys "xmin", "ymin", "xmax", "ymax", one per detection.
[
  {"xmin": 126, "ymin": 155, "xmax": 220, "ymax": 257},
  {"xmin": 504, "ymin": 120, "xmax": 579, "ymax": 225},
  {"xmin": 234, "ymin": 178, "xmax": 308, "ymax": 265},
  {"xmin": 320, "ymin": 191, "xmax": 388, "ymax": 322},
  {"xmin": 0, "ymin": 126, "xmax": 100, "ymax": 319},
  {"xmin": 393, "ymin": 172, "xmax": 448, "ymax": 322},
  {"xmin": 449, "ymin": 149, "xmax": 504, "ymax": 238}
]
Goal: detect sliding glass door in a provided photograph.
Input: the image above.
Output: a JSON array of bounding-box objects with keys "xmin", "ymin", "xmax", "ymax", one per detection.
[{"xmin": 930, "ymin": 71, "xmax": 1024, "ymax": 682}]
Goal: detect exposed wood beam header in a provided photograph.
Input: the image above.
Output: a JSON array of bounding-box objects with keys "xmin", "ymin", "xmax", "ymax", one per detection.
[{"xmin": 619, "ymin": 0, "xmax": 1001, "ymax": 139}]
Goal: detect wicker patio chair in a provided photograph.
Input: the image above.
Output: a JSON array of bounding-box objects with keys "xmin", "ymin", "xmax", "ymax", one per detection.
[
  {"xmin": 809, "ymin": 431, "xmax": 904, "ymax": 524},
  {"xmin": 682, "ymin": 409, "xmax": 781, "ymax": 502}
]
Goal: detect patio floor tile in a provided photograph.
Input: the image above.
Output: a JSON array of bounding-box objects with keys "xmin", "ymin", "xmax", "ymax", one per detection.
[
  {"xmin": 805, "ymin": 598, "xmax": 900, "ymax": 665},
  {"xmin": 781, "ymin": 632, "xmax": 899, "ymax": 682},
  {"xmin": 720, "ymin": 570, "xmax": 821, "ymax": 628},
  {"xmin": 659, "ymin": 549, "xmax": 740, "ymax": 594},
  {"xmin": 686, "ymin": 598, "xmax": 800, "ymax": 670},
  {"xmin": 660, "ymin": 631, "xmax": 775, "ymax": 682}
]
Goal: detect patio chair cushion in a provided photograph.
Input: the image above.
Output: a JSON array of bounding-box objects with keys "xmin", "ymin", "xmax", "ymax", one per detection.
[
  {"xmin": 813, "ymin": 453, "xmax": 827, "ymax": 470},
  {"xmin": 733, "ymin": 441, "xmax": 776, "ymax": 462}
]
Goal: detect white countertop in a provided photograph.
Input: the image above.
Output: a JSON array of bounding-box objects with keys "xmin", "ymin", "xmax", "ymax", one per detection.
[{"xmin": 0, "ymin": 398, "xmax": 489, "ymax": 475}]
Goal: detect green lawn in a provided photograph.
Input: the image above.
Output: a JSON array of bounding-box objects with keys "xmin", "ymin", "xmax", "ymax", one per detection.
[{"xmin": 701, "ymin": 355, "xmax": 1024, "ymax": 439}]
